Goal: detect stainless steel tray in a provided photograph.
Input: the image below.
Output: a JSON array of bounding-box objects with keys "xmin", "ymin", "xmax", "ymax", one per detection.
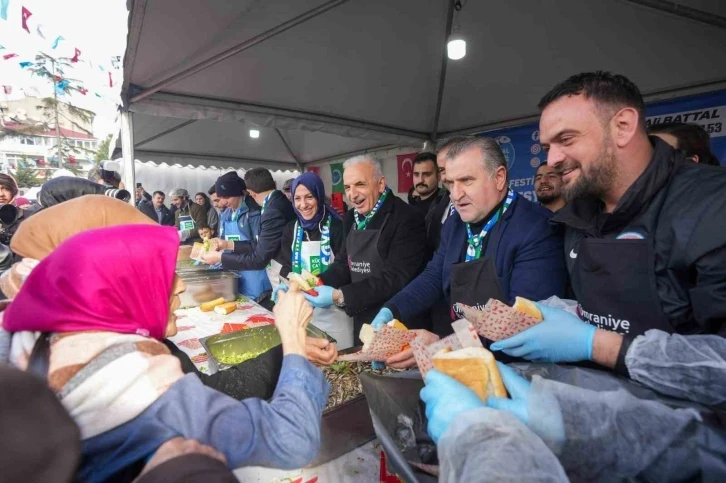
[{"xmin": 199, "ymin": 323, "xmax": 336, "ymax": 373}]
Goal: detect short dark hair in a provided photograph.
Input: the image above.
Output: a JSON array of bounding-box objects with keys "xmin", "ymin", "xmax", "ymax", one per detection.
[
  {"xmin": 197, "ymin": 224, "xmax": 211, "ymax": 231},
  {"xmin": 436, "ymin": 135, "xmax": 475, "ymax": 153},
  {"xmin": 413, "ymin": 152, "xmax": 438, "ymax": 169},
  {"xmin": 195, "ymin": 192, "xmax": 210, "ymax": 201},
  {"xmin": 244, "ymin": 168, "xmax": 276, "ymax": 193},
  {"xmin": 538, "ymin": 71, "xmax": 646, "ymax": 127},
  {"xmin": 649, "ymin": 122, "xmax": 720, "ymax": 166},
  {"xmin": 445, "ymin": 137, "xmax": 507, "ymax": 175},
  {"xmin": 152, "ymin": 191, "xmax": 165, "ymax": 198},
  {"xmin": 208, "ymin": 185, "xmax": 216, "ymax": 195}
]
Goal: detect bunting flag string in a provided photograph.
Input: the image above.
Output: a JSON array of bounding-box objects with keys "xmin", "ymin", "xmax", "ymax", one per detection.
[
  {"xmin": 19, "ymin": 61, "xmax": 32, "ymax": 68},
  {"xmin": 36, "ymin": 23, "xmax": 45, "ymax": 39},
  {"xmin": 3, "ymin": 53, "xmax": 18, "ymax": 60},
  {"xmin": 71, "ymin": 47, "xmax": 81, "ymax": 63},
  {"xmin": 51, "ymin": 35, "xmax": 64, "ymax": 49},
  {"xmin": 21, "ymin": 6, "xmax": 31, "ymax": 33}
]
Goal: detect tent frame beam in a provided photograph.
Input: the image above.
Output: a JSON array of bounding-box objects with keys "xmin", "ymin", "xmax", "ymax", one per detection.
[
  {"xmin": 620, "ymin": 0, "xmax": 726, "ymax": 30},
  {"xmin": 311, "ymin": 143, "xmax": 401, "ymax": 165},
  {"xmin": 120, "ymin": 110, "xmax": 135, "ymax": 205},
  {"xmin": 131, "ymin": 0, "xmax": 350, "ymax": 103},
  {"xmin": 275, "ymin": 128, "xmax": 302, "ymax": 171},
  {"xmin": 430, "ymin": 0, "xmax": 457, "ymax": 142},
  {"xmin": 135, "ymin": 119, "xmax": 196, "ymax": 148},
  {"xmin": 135, "ymin": 149, "xmax": 299, "ymax": 171}
]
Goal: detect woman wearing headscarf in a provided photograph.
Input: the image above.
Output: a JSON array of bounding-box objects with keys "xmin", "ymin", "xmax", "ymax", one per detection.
[
  {"xmin": 1, "ymin": 195, "xmax": 284, "ymax": 401},
  {"xmin": 2, "ymin": 224, "xmax": 328, "ymax": 483},
  {"xmin": 195, "ymin": 192, "xmax": 219, "ymax": 236},
  {"xmin": 277, "ymin": 172, "xmax": 354, "ymax": 351}
]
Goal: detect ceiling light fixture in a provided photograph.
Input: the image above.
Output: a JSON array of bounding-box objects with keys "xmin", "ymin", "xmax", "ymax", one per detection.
[
  {"xmin": 249, "ymin": 129, "xmax": 260, "ymax": 138},
  {"xmin": 447, "ymin": 0, "xmax": 466, "ymax": 61}
]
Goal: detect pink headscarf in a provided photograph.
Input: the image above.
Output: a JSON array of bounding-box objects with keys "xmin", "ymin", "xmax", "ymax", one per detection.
[{"xmin": 3, "ymin": 224, "xmax": 179, "ymax": 340}]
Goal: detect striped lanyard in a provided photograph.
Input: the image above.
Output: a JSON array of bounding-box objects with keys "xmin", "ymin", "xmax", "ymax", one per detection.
[
  {"xmin": 261, "ymin": 191, "xmax": 276, "ymax": 216},
  {"xmin": 465, "ymin": 189, "xmax": 516, "ymax": 262},
  {"xmin": 354, "ymin": 187, "xmax": 390, "ymax": 230},
  {"xmin": 291, "ymin": 213, "xmax": 332, "ymax": 275}
]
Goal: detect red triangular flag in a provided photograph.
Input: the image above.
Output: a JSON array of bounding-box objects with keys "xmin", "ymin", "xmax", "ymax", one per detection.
[
  {"xmin": 79, "ymin": 88, "xmax": 88, "ymax": 95},
  {"xmin": 108, "ymin": 71, "xmax": 113, "ymax": 87},
  {"xmin": 3, "ymin": 53, "xmax": 18, "ymax": 60},
  {"xmin": 21, "ymin": 7, "xmax": 32, "ymax": 34},
  {"xmin": 71, "ymin": 48, "xmax": 81, "ymax": 63}
]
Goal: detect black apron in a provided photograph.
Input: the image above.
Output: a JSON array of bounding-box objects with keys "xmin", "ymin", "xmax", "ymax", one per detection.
[
  {"xmin": 449, "ymin": 256, "xmax": 505, "ymax": 328},
  {"xmin": 347, "ymin": 214, "xmax": 390, "ymax": 343},
  {"xmin": 571, "ymin": 236, "xmax": 672, "ymax": 336}
]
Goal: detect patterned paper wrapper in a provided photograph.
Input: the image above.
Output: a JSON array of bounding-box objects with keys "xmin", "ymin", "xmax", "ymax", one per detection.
[
  {"xmin": 456, "ymin": 299, "xmax": 540, "ymax": 341},
  {"xmin": 412, "ymin": 320, "xmax": 482, "ymax": 377},
  {"xmin": 337, "ymin": 327, "xmax": 417, "ymax": 362}
]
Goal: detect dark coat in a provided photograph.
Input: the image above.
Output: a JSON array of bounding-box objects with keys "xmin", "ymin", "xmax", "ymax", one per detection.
[
  {"xmin": 38, "ymin": 177, "xmax": 107, "ymax": 208},
  {"xmin": 552, "ymin": 137, "xmax": 726, "ymax": 335},
  {"xmin": 278, "ymin": 212, "xmax": 347, "ymax": 279},
  {"xmin": 174, "ymin": 201, "xmax": 208, "ymax": 242},
  {"xmin": 138, "ymin": 201, "xmax": 174, "ymax": 226},
  {"xmin": 321, "ymin": 193, "xmax": 427, "ymax": 324},
  {"xmin": 385, "ymin": 195, "xmax": 568, "ymax": 322},
  {"xmin": 223, "ymin": 190, "xmax": 296, "ymax": 270}
]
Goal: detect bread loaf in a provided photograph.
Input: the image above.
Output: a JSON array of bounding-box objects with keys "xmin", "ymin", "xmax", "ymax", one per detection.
[
  {"xmin": 433, "ymin": 347, "xmax": 507, "ymax": 400},
  {"xmin": 513, "ymin": 296, "xmax": 543, "ymax": 321},
  {"xmin": 199, "ymin": 297, "xmax": 225, "ymax": 312},
  {"xmin": 213, "ymin": 302, "xmax": 238, "ymax": 315}
]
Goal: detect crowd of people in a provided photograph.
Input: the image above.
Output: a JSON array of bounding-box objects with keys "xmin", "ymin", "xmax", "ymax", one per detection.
[{"xmin": 0, "ymin": 70, "xmax": 724, "ymax": 482}]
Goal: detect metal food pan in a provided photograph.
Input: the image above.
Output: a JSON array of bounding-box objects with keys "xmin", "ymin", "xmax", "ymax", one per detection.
[
  {"xmin": 200, "ymin": 323, "xmax": 336, "ymax": 373},
  {"xmin": 177, "ymin": 270, "xmax": 239, "ymax": 308}
]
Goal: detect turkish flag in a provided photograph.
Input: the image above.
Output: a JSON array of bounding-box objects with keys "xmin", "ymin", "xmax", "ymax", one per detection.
[
  {"xmin": 21, "ymin": 7, "xmax": 32, "ymax": 34},
  {"xmin": 396, "ymin": 152, "xmax": 418, "ymax": 193},
  {"xmin": 306, "ymin": 166, "xmax": 320, "ymax": 176},
  {"xmin": 71, "ymin": 48, "xmax": 81, "ymax": 63}
]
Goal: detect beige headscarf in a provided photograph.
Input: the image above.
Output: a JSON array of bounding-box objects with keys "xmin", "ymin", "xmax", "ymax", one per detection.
[{"xmin": 1, "ymin": 195, "xmax": 155, "ymax": 298}]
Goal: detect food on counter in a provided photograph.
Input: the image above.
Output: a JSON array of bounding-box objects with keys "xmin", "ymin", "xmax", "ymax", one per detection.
[
  {"xmin": 220, "ymin": 323, "xmax": 249, "ymax": 334},
  {"xmin": 339, "ymin": 323, "xmax": 416, "ymax": 362},
  {"xmin": 214, "ymin": 302, "xmax": 238, "ymax": 315},
  {"xmin": 432, "ymin": 347, "xmax": 506, "ymax": 400},
  {"xmin": 456, "ymin": 298, "xmax": 542, "ymax": 342},
  {"xmin": 199, "ymin": 297, "xmax": 226, "ymax": 312},
  {"xmin": 360, "ymin": 319, "xmax": 408, "ymax": 351},
  {"xmin": 513, "ymin": 296, "xmax": 543, "ymax": 320},
  {"xmin": 323, "ymin": 361, "xmax": 398, "ymax": 411}
]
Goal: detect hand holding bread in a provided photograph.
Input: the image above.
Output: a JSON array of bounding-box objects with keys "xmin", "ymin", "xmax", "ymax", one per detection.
[{"xmin": 273, "ymin": 283, "xmax": 313, "ymax": 357}]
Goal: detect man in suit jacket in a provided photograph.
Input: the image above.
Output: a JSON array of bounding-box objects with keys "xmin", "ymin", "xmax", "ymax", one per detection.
[
  {"xmin": 139, "ymin": 191, "xmax": 174, "ymax": 226},
  {"xmin": 372, "ymin": 137, "xmax": 568, "ymax": 366},
  {"xmin": 202, "ymin": 168, "xmax": 296, "ymax": 272}
]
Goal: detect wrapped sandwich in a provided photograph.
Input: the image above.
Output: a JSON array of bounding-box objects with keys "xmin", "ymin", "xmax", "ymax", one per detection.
[
  {"xmin": 456, "ymin": 296, "xmax": 543, "ymax": 341},
  {"xmin": 338, "ymin": 320, "xmax": 416, "ymax": 362},
  {"xmin": 432, "ymin": 347, "xmax": 506, "ymax": 400},
  {"xmin": 287, "ymin": 272, "xmax": 320, "ymax": 296}
]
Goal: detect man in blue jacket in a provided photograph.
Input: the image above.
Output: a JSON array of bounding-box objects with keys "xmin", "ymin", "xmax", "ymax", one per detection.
[{"xmin": 372, "ymin": 136, "xmax": 568, "ymax": 367}]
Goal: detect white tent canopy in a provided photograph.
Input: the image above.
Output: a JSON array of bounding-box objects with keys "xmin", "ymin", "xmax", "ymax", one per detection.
[{"xmin": 121, "ymin": 0, "xmax": 726, "ymax": 175}]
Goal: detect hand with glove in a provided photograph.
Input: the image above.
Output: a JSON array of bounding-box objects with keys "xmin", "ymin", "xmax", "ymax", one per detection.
[
  {"xmin": 301, "ymin": 285, "xmax": 337, "ymax": 309},
  {"xmin": 490, "ymin": 302, "xmax": 596, "ymax": 363},
  {"xmin": 371, "ymin": 307, "xmax": 394, "ymax": 330},
  {"xmin": 486, "ymin": 362, "xmax": 564, "ymax": 447},
  {"xmin": 420, "ymin": 369, "xmax": 486, "ymax": 443}
]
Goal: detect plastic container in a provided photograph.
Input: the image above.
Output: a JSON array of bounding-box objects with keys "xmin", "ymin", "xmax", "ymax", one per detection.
[
  {"xmin": 177, "ymin": 270, "xmax": 239, "ymax": 308},
  {"xmin": 200, "ymin": 324, "xmax": 335, "ymax": 373}
]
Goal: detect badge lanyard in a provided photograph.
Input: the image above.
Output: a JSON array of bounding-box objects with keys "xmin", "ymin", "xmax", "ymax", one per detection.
[
  {"xmin": 465, "ymin": 189, "xmax": 516, "ymax": 262},
  {"xmin": 291, "ymin": 213, "xmax": 332, "ymax": 275},
  {"xmin": 354, "ymin": 187, "xmax": 390, "ymax": 230},
  {"xmin": 261, "ymin": 191, "xmax": 277, "ymax": 216}
]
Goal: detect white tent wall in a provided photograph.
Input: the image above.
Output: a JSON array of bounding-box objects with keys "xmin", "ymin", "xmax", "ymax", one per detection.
[{"xmin": 134, "ymin": 160, "xmax": 299, "ymax": 199}]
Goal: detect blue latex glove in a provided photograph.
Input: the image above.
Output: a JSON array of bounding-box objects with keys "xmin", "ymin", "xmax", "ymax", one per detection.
[
  {"xmin": 486, "ymin": 362, "xmax": 531, "ymax": 424},
  {"xmin": 420, "ymin": 369, "xmax": 485, "ymax": 443},
  {"xmin": 302, "ymin": 285, "xmax": 335, "ymax": 309},
  {"xmin": 272, "ymin": 283, "xmax": 288, "ymax": 303},
  {"xmin": 490, "ymin": 302, "xmax": 596, "ymax": 363},
  {"xmin": 371, "ymin": 308, "xmax": 393, "ymax": 330}
]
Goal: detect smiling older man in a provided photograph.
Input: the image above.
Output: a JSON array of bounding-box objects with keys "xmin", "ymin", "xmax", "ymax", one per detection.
[
  {"xmin": 371, "ymin": 137, "xmax": 568, "ymax": 366},
  {"xmin": 299, "ymin": 155, "xmax": 427, "ymax": 343}
]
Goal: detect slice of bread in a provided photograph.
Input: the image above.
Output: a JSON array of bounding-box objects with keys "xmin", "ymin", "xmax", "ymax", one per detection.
[
  {"xmin": 433, "ymin": 347, "xmax": 507, "ymax": 400},
  {"xmin": 513, "ymin": 296, "xmax": 543, "ymax": 321},
  {"xmin": 288, "ymin": 272, "xmax": 314, "ymax": 291}
]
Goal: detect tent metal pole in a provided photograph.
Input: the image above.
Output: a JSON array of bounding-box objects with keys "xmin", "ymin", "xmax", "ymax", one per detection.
[
  {"xmin": 619, "ymin": 0, "xmax": 726, "ymax": 30},
  {"xmin": 135, "ymin": 119, "xmax": 196, "ymax": 148},
  {"xmin": 275, "ymin": 128, "xmax": 302, "ymax": 171},
  {"xmin": 312, "ymin": 143, "xmax": 400, "ymax": 164},
  {"xmin": 430, "ymin": 0, "xmax": 457, "ymax": 142},
  {"xmin": 131, "ymin": 0, "xmax": 350, "ymax": 103},
  {"xmin": 120, "ymin": 110, "xmax": 136, "ymax": 205}
]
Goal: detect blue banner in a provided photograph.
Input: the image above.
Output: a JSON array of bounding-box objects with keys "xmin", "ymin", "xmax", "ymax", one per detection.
[{"xmin": 482, "ymin": 90, "xmax": 726, "ymax": 200}]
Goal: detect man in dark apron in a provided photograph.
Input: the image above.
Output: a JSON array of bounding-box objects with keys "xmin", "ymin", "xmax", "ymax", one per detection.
[
  {"xmin": 301, "ymin": 155, "xmax": 428, "ymax": 344},
  {"xmin": 491, "ymin": 71, "xmax": 726, "ymax": 371},
  {"xmin": 373, "ymin": 137, "xmax": 568, "ymax": 368}
]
